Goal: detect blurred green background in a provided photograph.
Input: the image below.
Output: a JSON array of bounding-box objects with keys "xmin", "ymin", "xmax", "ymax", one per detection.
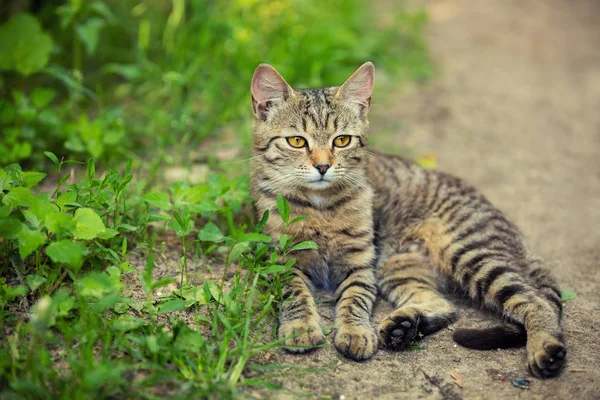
[{"xmin": 0, "ymin": 0, "xmax": 432, "ymax": 170}]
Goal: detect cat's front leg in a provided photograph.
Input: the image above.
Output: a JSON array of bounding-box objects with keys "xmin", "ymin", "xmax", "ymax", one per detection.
[
  {"xmin": 278, "ymin": 269, "xmax": 326, "ymax": 353},
  {"xmin": 334, "ymin": 267, "xmax": 378, "ymax": 361}
]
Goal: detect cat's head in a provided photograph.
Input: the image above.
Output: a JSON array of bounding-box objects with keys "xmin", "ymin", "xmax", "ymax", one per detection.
[{"xmin": 251, "ymin": 62, "xmax": 374, "ymax": 193}]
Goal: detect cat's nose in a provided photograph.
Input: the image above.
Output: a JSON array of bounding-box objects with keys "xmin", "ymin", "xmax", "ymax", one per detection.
[{"xmin": 314, "ymin": 163, "xmax": 330, "ymax": 175}]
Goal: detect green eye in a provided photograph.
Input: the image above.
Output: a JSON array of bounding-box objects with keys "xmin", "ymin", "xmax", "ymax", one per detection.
[
  {"xmin": 333, "ymin": 135, "xmax": 351, "ymax": 147},
  {"xmin": 287, "ymin": 136, "xmax": 307, "ymax": 148}
]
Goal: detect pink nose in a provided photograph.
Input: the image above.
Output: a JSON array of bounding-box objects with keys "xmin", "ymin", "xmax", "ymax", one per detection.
[{"xmin": 315, "ymin": 164, "xmax": 330, "ymax": 175}]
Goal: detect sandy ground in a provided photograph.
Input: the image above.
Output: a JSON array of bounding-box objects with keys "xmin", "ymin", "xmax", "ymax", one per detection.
[{"xmin": 259, "ymin": 1, "xmax": 600, "ymax": 399}]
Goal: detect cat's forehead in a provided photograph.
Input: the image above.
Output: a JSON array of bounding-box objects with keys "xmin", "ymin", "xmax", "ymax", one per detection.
[
  {"xmin": 290, "ymin": 87, "xmax": 349, "ymax": 137},
  {"xmin": 295, "ymin": 87, "xmax": 338, "ymax": 109}
]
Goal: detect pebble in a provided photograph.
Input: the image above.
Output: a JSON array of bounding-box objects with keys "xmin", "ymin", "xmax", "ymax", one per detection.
[{"xmin": 511, "ymin": 378, "xmax": 531, "ymax": 390}]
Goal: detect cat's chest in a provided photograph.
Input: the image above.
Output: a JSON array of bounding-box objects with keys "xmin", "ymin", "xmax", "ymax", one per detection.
[{"xmin": 288, "ymin": 203, "xmax": 373, "ymax": 256}]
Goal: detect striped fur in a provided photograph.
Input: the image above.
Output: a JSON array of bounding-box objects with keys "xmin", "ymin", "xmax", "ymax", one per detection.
[{"xmin": 249, "ymin": 63, "xmax": 566, "ymax": 377}]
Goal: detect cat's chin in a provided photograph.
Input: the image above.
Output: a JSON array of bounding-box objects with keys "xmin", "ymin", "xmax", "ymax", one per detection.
[{"xmin": 305, "ymin": 179, "xmax": 333, "ymax": 190}]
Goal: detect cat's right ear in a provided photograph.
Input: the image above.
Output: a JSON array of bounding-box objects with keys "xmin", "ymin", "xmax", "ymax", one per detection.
[{"xmin": 251, "ymin": 64, "xmax": 294, "ymax": 121}]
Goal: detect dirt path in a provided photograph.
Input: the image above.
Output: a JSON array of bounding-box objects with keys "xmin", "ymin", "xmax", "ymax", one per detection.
[{"xmin": 268, "ymin": 1, "xmax": 600, "ymax": 398}]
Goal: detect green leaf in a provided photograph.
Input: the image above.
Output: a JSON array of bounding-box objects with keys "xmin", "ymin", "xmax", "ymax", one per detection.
[
  {"xmin": 0, "ymin": 13, "xmax": 53, "ymax": 75},
  {"xmin": 75, "ymin": 18, "xmax": 105, "ymax": 55},
  {"xmin": 227, "ymin": 242, "xmax": 249, "ymax": 264},
  {"xmin": 46, "ymin": 240, "xmax": 85, "ymax": 270},
  {"xmin": 112, "ymin": 314, "xmax": 144, "ymax": 332},
  {"xmin": 276, "ymin": 194, "xmax": 290, "ymax": 223},
  {"xmin": 255, "ymin": 210, "xmax": 269, "ymax": 233},
  {"xmin": 71, "ymin": 208, "xmax": 105, "ymax": 240},
  {"xmin": 117, "ymin": 224, "xmax": 138, "ymax": 232},
  {"xmin": 0, "ymin": 169, "xmax": 11, "ymax": 192},
  {"xmin": 18, "ymin": 226, "xmax": 46, "ymax": 259},
  {"xmin": 57, "ymin": 296, "xmax": 75, "ymax": 317},
  {"xmin": 289, "ymin": 241, "xmax": 318, "ymax": 252},
  {"xmin": 173, "ymin": 186, "xmax": 209, "ymax": 208},
  {"xmin": 289, "ymin": 216, "xmax": 307, "ymax": 225},
  {"xmin": 561, "ymin": 289, "xmax": 576, "ymax": 302},
  {"xmin": 30, "ymin": 88, "xmax": 56, "ymax": 109},
  {"xmin": 76, "ymin": 272, "xmax": 114, "ymax": 298},
  {"xmin": 167, "ymin": 218, "xmax": 194, "ymax": 237},
  {"xmin": 26, "ymin": 274, "xmax": 46, "ymax": 291},
  {"xmin": 2, "ymin": 187, "xmax": 34, "ymax": 207},
  {"xmin": 3, "ymin": 285, "xmax": 27, "ymax": 302},
  {"xmin": 279, "ymin": 234, "xmax": 288, "ymax": 249},
  {"xmin": 97, "ymin": 228, "xmax": 118, "ymax": 239},
  {"xmin": 236, "ymin": 233, "xmax": 272, "ymax": 243},
  {"xmin": 146, "ymin": 335, "xmax": 159, "ymax": 354},
  {"xmin": 56, "ymin": 191, "xmax": 77, "ymax": 211},
  {"xmin": 0, "ymin": 217, "xmax": 22, "ymax": 239},
  {"xmin": 142, "ymin": 192, "xmax": 172, "ymax": 210},
  {"xmin": 25, "ymin": 195, "xmax": 54, "ymax": 229},
  {"xmin": 150, "ymin": 277, "xmax": 176, "ymax": 291},
  {"xmin": 86, "ymin": 158, "xmax": 96, "ymax": 181},
  {"xmin": 198, "ymin": 222, "xmax": 224, "ymax": 243},
  {"xmin": 22, "ymin": 172, "xmax": 46, "ymax": 188},
  {"xmin": 44, "ymin": 151, "xmax": 60, "ymax": 166},
  {"xmin": 260, "ymin": 265, "xmax": 288, "ymax": 275},
  {"xmin": 148, "ymin": 212, "xmax": 170, "ymax": 222},
  {"xmin": 158, "ymin": 298, "xmax": 186, "ymax": 314},
  {"xmin": 45, "ymin": 213, "xmax": 74, "ymax": 235}
]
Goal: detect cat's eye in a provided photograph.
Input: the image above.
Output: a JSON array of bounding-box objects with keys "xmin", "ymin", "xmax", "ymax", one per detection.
[
  {"xmin": 333, "ymin": 135, "xmax": 351, "ymax": 148},
  {"xmin": 287, "ymin": 136, "xmax": 307, "ymax": 148}
]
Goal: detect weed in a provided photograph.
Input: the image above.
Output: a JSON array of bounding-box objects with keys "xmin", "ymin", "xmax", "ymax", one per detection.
[{"xmin": 0, "ymin": 155, "xmax": 319, "ymax": 398}]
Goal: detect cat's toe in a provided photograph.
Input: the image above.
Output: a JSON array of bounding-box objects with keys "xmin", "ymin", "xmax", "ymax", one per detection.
[
  {"xmin": 278, "ymin": 319, "xmax": 326, "ymax": 353},
  {"xmin": 378, "ymin": 314, "xmax": 418, "ymax": 350},
  {"xmin": 528, "ymin": 337, "xmax": 566, "ymax": 378},
  {"xmin": 334, "ymin": 325, "xmax": 377, "ymax": 361}
]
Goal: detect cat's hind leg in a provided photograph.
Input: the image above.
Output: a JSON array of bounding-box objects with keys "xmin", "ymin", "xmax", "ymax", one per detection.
[
  {"xmin": 377, "ymin": 251, "xmax": 458, "ymax": 350},
  {"xmin": 449, "ymin": 247, "xmax": 566, "ymax": 377}
]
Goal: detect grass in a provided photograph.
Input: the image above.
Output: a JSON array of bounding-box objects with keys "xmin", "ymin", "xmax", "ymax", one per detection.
[
  {"xmin": 0, "ymin": 1, "xmax": 434, "ymax": 398},
  {"xmin": 0, "ymin": 157, "xmax": 319, "ymax": 398}
]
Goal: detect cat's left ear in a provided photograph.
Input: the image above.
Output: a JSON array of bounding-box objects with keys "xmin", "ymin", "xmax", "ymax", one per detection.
[
  {"xmin": 335, "ymin": 62, "xmax": 374, "ymax": 119},
  {"xmin": 251, "ymin": 64, "xmax": 294, "ymax": 121}
]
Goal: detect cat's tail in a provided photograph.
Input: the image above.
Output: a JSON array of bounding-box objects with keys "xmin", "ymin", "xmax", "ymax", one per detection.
[{"xmin": 452, "ymin": 323, "xmax": 526, "ymax": 350}]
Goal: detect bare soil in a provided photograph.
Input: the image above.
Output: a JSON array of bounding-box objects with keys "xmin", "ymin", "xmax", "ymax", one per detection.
[{"xmin": 257, "ymin": 0, "xmax": 600, "ymax": 398}]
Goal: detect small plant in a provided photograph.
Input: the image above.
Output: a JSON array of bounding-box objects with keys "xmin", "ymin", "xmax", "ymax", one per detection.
[{"xmin": 0, "ymin": 152, "xmax": 318, "ymax": 398}]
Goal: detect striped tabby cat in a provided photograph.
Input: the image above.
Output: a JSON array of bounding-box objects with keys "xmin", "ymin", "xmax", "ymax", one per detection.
[{"xmin": 250, "ymin": 62, "xmax": 566, "ymax": 378}]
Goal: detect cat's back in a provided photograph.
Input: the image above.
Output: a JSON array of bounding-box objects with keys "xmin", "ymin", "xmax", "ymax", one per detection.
[{"xmin": 366, "ymin": 150, "xmax": 489, "ymax": 225}]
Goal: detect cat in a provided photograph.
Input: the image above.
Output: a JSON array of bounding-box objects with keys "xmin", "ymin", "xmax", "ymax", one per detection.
[{"xmin": 249, "ymin": 62, "xmax": 566, "ymax": 378}]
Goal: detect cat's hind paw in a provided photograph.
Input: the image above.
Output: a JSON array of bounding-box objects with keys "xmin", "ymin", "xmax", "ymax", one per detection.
[
  {"xmin": 527, "ymin": 335, "xmax": 567, "ymax": 378},
  {"xmin": 378, "ymin": 311, "xmax": 418, "ymax": 350}
]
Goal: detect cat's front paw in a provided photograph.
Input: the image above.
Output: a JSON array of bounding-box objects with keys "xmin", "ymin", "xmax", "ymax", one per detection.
[
  {"xmin": 334, "ymin": 324, "xmax": 377, "ymax": 361},
  {"xmin": 527, "ymin": 334, "xmax": 567, "ymax": 378},
  {"xmin": 278, "ymin": 319, "xmax": 326, "ymax": 353}
]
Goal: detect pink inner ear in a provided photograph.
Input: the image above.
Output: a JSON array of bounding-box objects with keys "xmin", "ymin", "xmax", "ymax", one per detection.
[
  {"xmin": 251, "ymin": 64, "xmax": 290, "ymax": 104},
  {"xmin": 338, "ymin": 62, "xmax": 374, "ymax": 106}
]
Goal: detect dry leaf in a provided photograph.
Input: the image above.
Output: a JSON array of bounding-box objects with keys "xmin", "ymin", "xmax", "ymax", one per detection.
[
  {"xmin": 450, "ymin": 369, "xmax": 463, "ymax": 388},
  {"xmin": 418, "ymin": 154, "xmax": 438, "ymax": 169}
]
